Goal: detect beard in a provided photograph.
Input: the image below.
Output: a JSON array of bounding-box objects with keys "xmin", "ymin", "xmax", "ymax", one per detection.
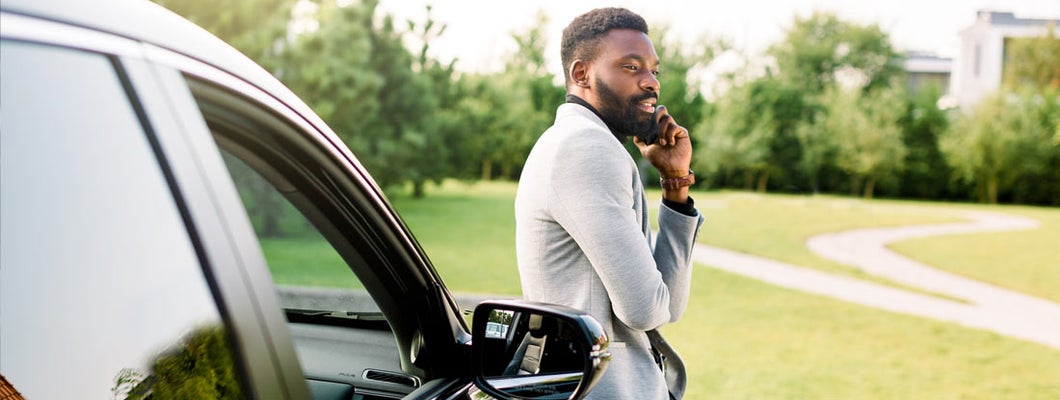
[{"xmin": 595, "ymin": 76, "xmax": 659, "ymax": 142}]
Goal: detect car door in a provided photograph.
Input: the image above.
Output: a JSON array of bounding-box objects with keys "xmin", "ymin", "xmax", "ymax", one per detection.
[
  {"xmin": 0, "ymin": 19, "xmax": 277, "ymax": 400},
  {"xmin": 121, "ymin": 38, "xmax": 479, "ymax": 399}
]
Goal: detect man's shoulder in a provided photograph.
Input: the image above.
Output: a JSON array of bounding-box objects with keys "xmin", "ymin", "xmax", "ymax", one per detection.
[{"xmin": 545, "ymin": 104, "xmax": 619, "ymax": 147}]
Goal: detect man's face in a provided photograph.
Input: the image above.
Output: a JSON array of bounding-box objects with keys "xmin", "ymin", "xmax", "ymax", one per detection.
[{"xmin": 589, "ymin": 29, "xmax": 661, "ymax": 139}]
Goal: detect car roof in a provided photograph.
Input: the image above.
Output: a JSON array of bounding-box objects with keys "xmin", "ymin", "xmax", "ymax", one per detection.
[{"xmin": 1, "ymin": 0, "xmax": 332, "ymax": 147}]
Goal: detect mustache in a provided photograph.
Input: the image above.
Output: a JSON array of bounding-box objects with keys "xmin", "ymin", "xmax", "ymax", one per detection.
[{"xmin": 631, "ymin": 92, "xmax": 658, "ymax": 103}]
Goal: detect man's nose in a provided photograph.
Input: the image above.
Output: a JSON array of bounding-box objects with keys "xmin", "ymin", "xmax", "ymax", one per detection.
[{"xmin": 641, "ymin": 72, "xmax": 659, "ymax": 93}]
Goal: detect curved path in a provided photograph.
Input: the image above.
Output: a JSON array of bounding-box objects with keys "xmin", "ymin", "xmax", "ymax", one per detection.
[{"xmin": 692, "ymin": 210, "xmax": 1060, "ymax": 349}]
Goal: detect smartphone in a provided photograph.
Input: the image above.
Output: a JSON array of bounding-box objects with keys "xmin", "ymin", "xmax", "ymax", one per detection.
[{"xmin": 635, "ymin": 107, "xmax": 662, "ymax": 145}]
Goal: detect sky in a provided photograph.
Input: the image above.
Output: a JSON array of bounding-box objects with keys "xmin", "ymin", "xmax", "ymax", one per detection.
[{"xmin": 376, "ymin": 0, "xmax": 1060, "ymax": 80}]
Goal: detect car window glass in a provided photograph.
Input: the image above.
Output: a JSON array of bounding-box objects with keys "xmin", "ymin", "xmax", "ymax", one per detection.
[
  {"xmin": 0, "ymin": 40, "xmax": 245, "ymax": 399},
  {"xmin": 186, "ymin": 73, "xmax": 417, "ymax": 397},
  {"xmin": 219, "ymin": 150, "xmax": 372, "ymax": 305},
  {"xmin": 201, "ymin": 99, "xmax": 379, "ymax": 316}
]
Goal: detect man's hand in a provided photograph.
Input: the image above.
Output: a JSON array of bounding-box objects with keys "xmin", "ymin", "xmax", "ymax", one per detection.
[
  {"xmin": 633, "ymin": 105, "xmax": 692, "ymax": 203},
  {"xmin": 633, "ymin": 105, "xmax": 692, "ymax": 177}
]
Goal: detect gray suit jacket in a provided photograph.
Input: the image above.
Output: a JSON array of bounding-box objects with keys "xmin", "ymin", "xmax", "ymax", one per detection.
[{"xmin": 515, "ymin": 103, "xmax": 704, "ymax": 399}]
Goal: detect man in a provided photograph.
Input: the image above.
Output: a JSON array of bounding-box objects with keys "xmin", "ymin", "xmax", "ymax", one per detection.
[{"xmin": 514, "ymin": 7, "xmax": 704, "ymax": 400}]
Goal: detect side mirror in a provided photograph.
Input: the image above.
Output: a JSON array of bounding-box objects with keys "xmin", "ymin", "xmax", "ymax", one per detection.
[{"xmin": 471, "ymin": 300, "xmax": 610, "ymax": 400}]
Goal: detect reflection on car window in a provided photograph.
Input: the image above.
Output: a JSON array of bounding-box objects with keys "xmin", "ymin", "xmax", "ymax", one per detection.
[{"xmin": 0, "ymin": 40, "xmax": 245, "ymax": 399}]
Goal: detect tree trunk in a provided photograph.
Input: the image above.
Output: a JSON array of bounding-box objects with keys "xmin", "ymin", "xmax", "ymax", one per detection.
[
  {"xmin": 481, "ymin": 158, "xmax": 492, "ymax": 181},
  {"xmin": 756, "ymin": 169, "xmax": 770, "ymax": 193},
  {"xmin": 863, "ymin": 176, "xmax": 876, "ymax": 199},
  {"xmin": 260, "ymin": 189, "xmax": 282, "ymax": 237},
  {"xmin": 743, "ymin": 170, "xmax": 754, "ymax": 191},
  {"xmin": 412, "ymin": 179, "xmax": 426, "ymax": 198},
  {"xmin": 501, "ymin": 163, "xmax": 512, "ymax": 180},
  {"xmin": 987, "ymin": 176, "xmax": 999, "ymax": 204}
]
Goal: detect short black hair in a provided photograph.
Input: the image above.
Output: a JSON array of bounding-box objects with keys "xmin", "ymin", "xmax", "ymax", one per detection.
[{"xmin": 560, "ymin": 8, "xmax": 649, "ymax": 86}]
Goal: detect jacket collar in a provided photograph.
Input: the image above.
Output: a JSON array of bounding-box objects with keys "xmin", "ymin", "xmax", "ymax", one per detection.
[{"xmin": 565, "ymin": 94, "xmax": 628, "ymax": 143}]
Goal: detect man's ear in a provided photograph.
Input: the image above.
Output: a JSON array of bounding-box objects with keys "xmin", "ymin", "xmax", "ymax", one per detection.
[{"xmin": 569, "ymin": 60, "xmax": 590, "ymax": 88}]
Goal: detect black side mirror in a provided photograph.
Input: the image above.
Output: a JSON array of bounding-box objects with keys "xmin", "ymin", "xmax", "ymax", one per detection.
[{"xmin": 471, "ymin": 300, "xmax": 610, "ymax": 400}]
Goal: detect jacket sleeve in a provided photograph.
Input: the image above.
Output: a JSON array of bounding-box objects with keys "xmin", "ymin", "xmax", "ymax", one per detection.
[
  {"xmin": 653, "ymin": 203, "xmax": 703, "ymax": 322},
  {"xmin": 547, "ymin": 131, "xmax": 702, "ymax": 331}
]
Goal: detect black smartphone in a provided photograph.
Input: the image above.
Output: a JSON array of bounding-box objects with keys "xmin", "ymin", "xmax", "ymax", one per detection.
[{"xmin": 635, "ymin": 107, "xmax": 662, "ymax": 145}]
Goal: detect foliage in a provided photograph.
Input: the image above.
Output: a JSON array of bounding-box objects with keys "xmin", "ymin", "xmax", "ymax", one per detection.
[
  {"xmin": 119, "ymin": 326, "xmax": 243, "ymax": 400},
  {"xmin": 697, "ymin": 12, "xmax": 907, "ymax": 194},
  {"xmin": 822, "ymin": 85, "xmax": 907, "ymax": 198},
  {"xmin": 1003, "ymin": 24, "xmax": 1060, "ymax": 90},
  {"xmin": 277, "ymin": 0, "xmax": 436, "ymax": 193},
  {"xmin": 768, "ymin": 12, "xmax": 903, "ymax": 94},
  {"xmin": 941, "ymin": 88, "xmax": 1060, "ymax": 204},
  {"xmin": 895, "ymin": 83, "xmax": 958, "ymax": 200},
  {"xmin": 694, "ymin": 81, "xmax": 773, "ymax": 189},
  {"xmin": 152, "ymin": 0, "xmax": 291, "ymax": 69}
]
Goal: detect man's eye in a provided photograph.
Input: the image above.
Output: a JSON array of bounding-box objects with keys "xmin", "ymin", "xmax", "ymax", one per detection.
[
  {"xmin": 624, "ymin": 65, "xmax": 638, "ymax": 71},
  {"xmin": 652, "ymin": 70, "xmax": 661, "ymax": 76}
]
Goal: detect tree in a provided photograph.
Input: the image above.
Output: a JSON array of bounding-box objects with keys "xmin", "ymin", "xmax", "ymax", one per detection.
[
  {"xmin": 1003, "ymin": 24, "xmax": 1060, "ymax": 90},
  {"xmin": 694, "ymin": 81, "xmax": 773, "ymax": 190},
  {"xmin": 152, "ymin": 0, "xmax": 292, "ymax": 68},
  {"xmin": 768, "ymin": 12, "xmax": 902, "ymax": 95},
  {"xmin": 823, "ymin": 85, "xmax": 907, "ymax": 198},
  {"xmin": 896, "ymin": 83, "xmax": 956, "ymax": 199},
  {"xmin": 440, "ymin": 11, "xmax": 561, "ymax": 182},
  {"xmin": 501, "ymin": 11, "xmax": 565, "ymax": 179},
  {"xmin": 277, "ymin": 0, "xmax": 439, "ymax": 195},
  {"xmin": 941, "ymin": 89, "xmax": 1058, "ymax": 204},
  {"xmin": 763, "ymin": 12, "xmax": 905, "ymax": 194},
  {"xmin": 444, "ymin": 73, "xmax": 543, "ymax": 181},
  {"xmin": 794, "ymin": 109, "xmax": 835, "ymax": 194},
  {"xmin": 406, "ymin": 5, "xmax": 460, "ymax": 197}
]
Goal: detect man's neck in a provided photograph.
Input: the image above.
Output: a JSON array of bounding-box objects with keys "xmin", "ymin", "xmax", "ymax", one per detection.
[{"xmin": 565, "ymin": 94, "xmax": 627, "ymax": 143}]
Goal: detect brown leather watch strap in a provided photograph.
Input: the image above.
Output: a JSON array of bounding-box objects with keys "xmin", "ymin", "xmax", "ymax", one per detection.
[{"xmin": 660, "ymin": 170, "xmax": 695, "ymax": 190}]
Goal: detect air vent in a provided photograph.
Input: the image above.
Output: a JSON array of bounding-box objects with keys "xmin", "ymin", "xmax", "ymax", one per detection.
[{"xmin": 362, "ymin": 369, "xmax": 420, "ymax": 388}]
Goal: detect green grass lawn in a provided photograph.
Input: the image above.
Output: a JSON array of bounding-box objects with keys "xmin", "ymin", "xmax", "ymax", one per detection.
[
  {"xmin": 385, "ymin": 180, "xmax": 1060, "ymax": 399},
  {"xmin": 667, "ymin": 267, "xmax": 1060, "ymax": 399}
]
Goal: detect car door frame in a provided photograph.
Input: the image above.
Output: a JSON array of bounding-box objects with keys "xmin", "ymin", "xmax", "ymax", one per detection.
[
  {"xmin": 135, "ymin": 49, "xmax": 479, "ymax": 397},
  {"xmin": 124, "ymin": 24, "xmax": 481, "ymax": 398}
]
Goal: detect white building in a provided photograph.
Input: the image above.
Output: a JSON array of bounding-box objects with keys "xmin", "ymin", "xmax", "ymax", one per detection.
[
  {"xmin": 951, "ymin": 11, "xmax": 1059, "ymax": 110},
  {"xmin": 903, "ymin": 51, "xmax": 952, "ymax": 96}
]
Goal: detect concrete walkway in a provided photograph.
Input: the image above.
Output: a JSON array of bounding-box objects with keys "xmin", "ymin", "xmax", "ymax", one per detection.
[{"xmin": 693, "ymin": 210, "xmax": 1060, "ymax": 349}]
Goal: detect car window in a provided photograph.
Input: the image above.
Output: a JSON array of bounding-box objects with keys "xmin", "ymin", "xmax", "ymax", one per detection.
[
  {"xmin": 0, "ymin": 40, "xmax": 246, "ymax": 399},
  {"xmin": 184, "ymin": 77, "xmax": 391, "ymax": 316},
  {"xmin": 185, "ymin": 77, "xmax": 429, "ymax": 396},
  {"xmin": 218, "ymin": 149, "xmax": 375, "ymax": 312}
]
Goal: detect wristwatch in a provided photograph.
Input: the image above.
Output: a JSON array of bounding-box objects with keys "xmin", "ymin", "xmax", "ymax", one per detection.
[{"xmin": 660, "ymin": 169, "xmax": 695, "ymax": 190}]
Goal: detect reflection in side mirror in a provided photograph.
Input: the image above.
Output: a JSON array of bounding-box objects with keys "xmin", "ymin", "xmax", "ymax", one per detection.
[{"xmin": 472, "ymin": 300, "xmax": 610, "ymax": 400}]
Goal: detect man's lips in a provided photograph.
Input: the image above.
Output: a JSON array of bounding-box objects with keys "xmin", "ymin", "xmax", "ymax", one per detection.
[{"xmin": 634, "ymin": 95, "xmax": 657, "ymax": 113}]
